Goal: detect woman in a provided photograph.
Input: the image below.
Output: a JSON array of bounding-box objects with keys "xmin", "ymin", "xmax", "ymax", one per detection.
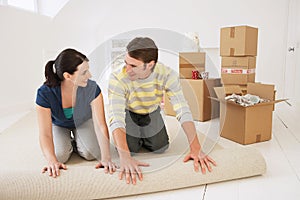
[{"xmin": 36, "ymin": 48, "xmax": 116, "ymax": 178}]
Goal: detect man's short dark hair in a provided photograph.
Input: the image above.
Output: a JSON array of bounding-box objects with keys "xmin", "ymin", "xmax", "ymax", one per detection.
[{"xmin": 126, "ymin": 37, "xmax": 158, "ymax": 64}]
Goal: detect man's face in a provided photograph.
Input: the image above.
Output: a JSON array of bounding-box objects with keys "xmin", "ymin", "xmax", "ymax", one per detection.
[{"xmin": 124, "ymin": 53, "xmax": 153, "ymax": 81}]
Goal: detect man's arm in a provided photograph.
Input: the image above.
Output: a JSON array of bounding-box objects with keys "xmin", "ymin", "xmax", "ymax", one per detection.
[
  {"xmin": 164, "ymin": 68, "xmax": 216, "ymax": 173},
  {"xmin": 112, "ymin": 128, "xmax": 149, "ymax": 184},
  {"xmin": 108, "ymin": 71, "xmax": 149, "ymax": 184},
  {"xmin": 181, "ymin": 121, "xmax": 216, "ymax": 173}
]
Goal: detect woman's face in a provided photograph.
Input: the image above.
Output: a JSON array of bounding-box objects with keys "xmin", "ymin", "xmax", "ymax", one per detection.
[{"xmin": 72, "ymin": 61, "xmax": 92, "ymax": 87}]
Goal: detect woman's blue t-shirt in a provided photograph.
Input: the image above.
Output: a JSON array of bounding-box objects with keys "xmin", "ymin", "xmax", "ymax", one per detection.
[{"xmin": 36, "ymin": 80, "xmax": 101, "ymax": 129}]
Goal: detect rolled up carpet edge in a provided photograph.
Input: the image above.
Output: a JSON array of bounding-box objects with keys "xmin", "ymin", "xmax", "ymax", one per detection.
[{"xmin": 0, "ymin": 147, "xmax": 266, "ymax": 200}]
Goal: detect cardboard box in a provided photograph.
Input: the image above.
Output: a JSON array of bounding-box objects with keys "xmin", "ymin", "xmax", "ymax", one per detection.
[
  {"xmin": 221, "ymin": 83, "xmax": 276, "ymax": 110},
  {"xmin": 220, "ymin": 25, "xmax": 258, "ymax": 56},
  {"xmin": 213, "ymin": 83, "xmax": 285, "ymax": 145},
  {"xmin": 220, "ymin": 84, "xmax": 247, "ymax": 95},
  {"xmin": 164, "ymin": 78, "xmax": 221, "ymax": 121},
  {"xmin": 220, "ymin": 85, "xmax": 243, "ymax": 96},
  {"xmin": 221, "ymin": 56, "xmax": 256, "ymax": 85},
  {"xmin": 179, "ymin": 52, "xmax": 206, "ymax": 79},
  {"xmin": 179, "ymin": 67, "xmax": 205, "ymax": 79}
]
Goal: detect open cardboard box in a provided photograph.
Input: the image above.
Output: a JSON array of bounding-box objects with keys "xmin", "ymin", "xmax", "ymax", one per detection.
[
  {"xmin": 211, "ymin": 83, "xmax": 286, "ymax": 145},
  {"xmin": 164, "ymin": 78, "xmax": 221, "ymax": 122},
  {"xmin": 179, "ymin": 52, "xmax": 206, "ymax": 79}
]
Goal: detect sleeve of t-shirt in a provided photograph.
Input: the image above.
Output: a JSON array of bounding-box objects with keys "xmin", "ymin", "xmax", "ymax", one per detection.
[
  {"xmin": 95, "ymin": 84, "xmax": 101, "ymax": 98},
  {"xmin": 36, "ymin": 86, "xmax": 51, "ymax": 108},
  {"xmin": 165, "ymin": 68, "xmax": 193, "ymax": 124},
  {"xmin": 108, "ymin": 72, "xmax": 127, "ymax": 132}
]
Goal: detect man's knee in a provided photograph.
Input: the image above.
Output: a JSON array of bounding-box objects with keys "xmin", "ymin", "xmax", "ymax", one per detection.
[
  {"xmin": 126, "ymin": 134, "xmax": 143, "ymax": 154},
  {"xmin": 146, "ymin": 140, "xmax": 169, "ymax": 153}
]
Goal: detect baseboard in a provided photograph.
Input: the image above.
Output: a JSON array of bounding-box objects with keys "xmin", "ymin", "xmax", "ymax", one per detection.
[{"xmin": 0, "ymin": 102, "xmax": 34, "ymax": 118}]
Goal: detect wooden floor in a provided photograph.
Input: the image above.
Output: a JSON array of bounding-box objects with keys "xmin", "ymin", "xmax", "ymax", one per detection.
[{"xmin": 1, "ymin": 101, "xmax": 299, "ymax": 200}]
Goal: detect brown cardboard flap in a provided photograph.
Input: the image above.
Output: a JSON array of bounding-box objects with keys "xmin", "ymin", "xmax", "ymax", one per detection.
[
  {"xmin": 224, "ymin": 85, "xmax": 242, "ymax": 95},
  {"xmin": 208, "ymin": 97, "xmax": 240, "ymax": 106},
  {"xmin": 214, "ymin": 86, "xmax": 242, "ymax": 99},
  {"xmin": 214, "ymin": 87, "xmax": 226, "ymax": 99},
  {"xmin": 247, "ymin": 83, "xmax": 275, "ymax": 100},
  {"xmin": 209, "ymin": 97, "xmax": 287, "ymax": 107},
  {"xmin": 250, "ymin": 99, "xmax": 287, "ymax": 107},
  {"xmin": 179, "ymin": 52, "xmax": 206, "ymax": 65},
  {"xmin": 208, "ymin": 96, "xmax": 220, "ymax": 102}
]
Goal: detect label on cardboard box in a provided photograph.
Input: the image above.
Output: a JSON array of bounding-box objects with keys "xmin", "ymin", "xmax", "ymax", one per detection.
[
  {"xmin": 222, "ymin": 68, "xmax": 255, "ymax": 74},
  {"xmin": 221, "ymin": 56, "xmax": 256, "ymax": 85}
]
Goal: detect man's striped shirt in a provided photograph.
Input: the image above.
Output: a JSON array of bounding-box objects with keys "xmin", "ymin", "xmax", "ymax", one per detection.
[{"xmin": 108, "ymin": 63, "xmax": 193, "ymax": 132}]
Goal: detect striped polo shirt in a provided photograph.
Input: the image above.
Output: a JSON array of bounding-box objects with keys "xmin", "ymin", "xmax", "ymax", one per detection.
[{"xmin": 108, "ymin": 62, "xmax": 193, "ymax": 132}]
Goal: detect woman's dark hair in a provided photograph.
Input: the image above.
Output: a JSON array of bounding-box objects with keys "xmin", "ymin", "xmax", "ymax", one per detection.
[
  {"xmin": 44, "ymin": 48, "xmax": 89, "ymax": 87},
  {"xmin": 126, "ymin": 37, "xmax": 158, "ymax": 64}
]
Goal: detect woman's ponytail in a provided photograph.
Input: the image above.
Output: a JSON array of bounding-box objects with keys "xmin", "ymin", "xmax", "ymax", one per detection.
[
  {"xmin": 44, "ymin": 60, "xmax": 61, "ymax": 87},
  {"xmin": 42, "ymin": 48, "xmax": 88, "ymax": 87}
]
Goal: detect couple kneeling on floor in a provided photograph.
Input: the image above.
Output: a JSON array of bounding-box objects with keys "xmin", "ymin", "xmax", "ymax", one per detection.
[{"xmin": 36, "ymin": 37, "xmax": 216, "ymax": 185}]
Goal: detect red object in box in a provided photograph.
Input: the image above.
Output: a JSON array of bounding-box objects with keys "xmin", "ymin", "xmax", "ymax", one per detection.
[{"xmin": 192, "ymin": 70, "xmax": 200, "ymax": 79}]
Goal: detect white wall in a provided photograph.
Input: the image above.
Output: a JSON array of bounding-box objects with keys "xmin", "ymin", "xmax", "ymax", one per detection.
[
  {"xmin": 52, "ymin": 0, "xmax": 290, "ymax": 98},
  {"xmin": 0, "ymin": 0, "xmax": 294, "ymax": 116},
  {"xmin": 0, "ymin": 6, "xmax": 51, "ymax": 117}
]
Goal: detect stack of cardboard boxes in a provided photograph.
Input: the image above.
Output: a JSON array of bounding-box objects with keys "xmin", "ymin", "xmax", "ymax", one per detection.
[
  {"xmin": 220, "ymin": 25, "xmax": 258, "ymax": 93},
  {"xmin": 164, "ymin": 52, "xmax": 221, "ymax": 122},
  {"xmin": 216, "ymin": 25, "xmax": 284, "ymax": 145}
]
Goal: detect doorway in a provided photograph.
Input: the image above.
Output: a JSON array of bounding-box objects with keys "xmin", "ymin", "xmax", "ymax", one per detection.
[{"xmin": 284, "ymin": 0, "xmax": 300, "ymax": 103}]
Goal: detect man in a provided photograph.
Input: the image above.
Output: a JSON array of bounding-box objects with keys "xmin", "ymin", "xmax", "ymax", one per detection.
[{"xmin": 108, "ymin": 37, "xmax": 216, "ymax": 184}]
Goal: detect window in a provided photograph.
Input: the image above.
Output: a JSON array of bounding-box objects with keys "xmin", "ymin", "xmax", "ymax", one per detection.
[
  {"xmin": 1, "ymin": 0, "xmax": 37, "ymax": 12},
  {"xmin": 110, "ymin": 38, "xmax": 130, "ymax": 69},
  {"xmin": 1, "ymin": 0, "xmax": 70, "ymax": 18}
]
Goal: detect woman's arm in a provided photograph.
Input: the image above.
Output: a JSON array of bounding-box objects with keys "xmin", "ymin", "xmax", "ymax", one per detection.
[
  {"xmin": 91, "ymin": 93, "xmax": 116, "ymax": 174},
  {"xmin": 36, "ymin": 105, "xmax": 66, "ymax": 177}
]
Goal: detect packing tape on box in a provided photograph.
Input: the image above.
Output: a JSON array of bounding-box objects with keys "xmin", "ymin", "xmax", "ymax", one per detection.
[
  {"xmin": 221, "ymin": 68, "xmax": 255, "ymax": 74},
  {"xmin": 230, "ymin": 48, "xmax": 235, "ymax": 56},
  {"xmin": 230, "ymin": 27, "xmax": 235, "ymax": 38}
]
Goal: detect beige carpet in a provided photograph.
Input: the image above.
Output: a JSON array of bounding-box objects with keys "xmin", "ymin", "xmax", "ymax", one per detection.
[{"xmin": 0, "ymin": 111, "xmax": 266, "ymax": 200}]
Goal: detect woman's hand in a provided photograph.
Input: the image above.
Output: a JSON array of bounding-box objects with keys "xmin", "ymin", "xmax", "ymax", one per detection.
[
  {"xmin": 95, "ymin": 159, "xmax": 118, "ymax": 174},
  {"xmin": 42, "ymin": 161, "xmax": 67, "ymax": 178}
]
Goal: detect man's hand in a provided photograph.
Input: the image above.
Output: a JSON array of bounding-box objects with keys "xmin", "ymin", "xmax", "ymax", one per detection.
[
  {"xmin": 183, "ymin": 150, "xmax": 217, "ymax": 174},
  {"xmin": 119, "ymin": 155, "xmax": 149, "ymax": 185},
  {"xmin": 42, "ymin": 161, "xmax": 67, "ymax": 178}
]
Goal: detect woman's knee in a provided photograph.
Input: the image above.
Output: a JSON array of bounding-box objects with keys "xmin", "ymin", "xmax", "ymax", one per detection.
[{"xmin": 55, "ymin": 146, "xmax": 73, "ymax": 163}]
